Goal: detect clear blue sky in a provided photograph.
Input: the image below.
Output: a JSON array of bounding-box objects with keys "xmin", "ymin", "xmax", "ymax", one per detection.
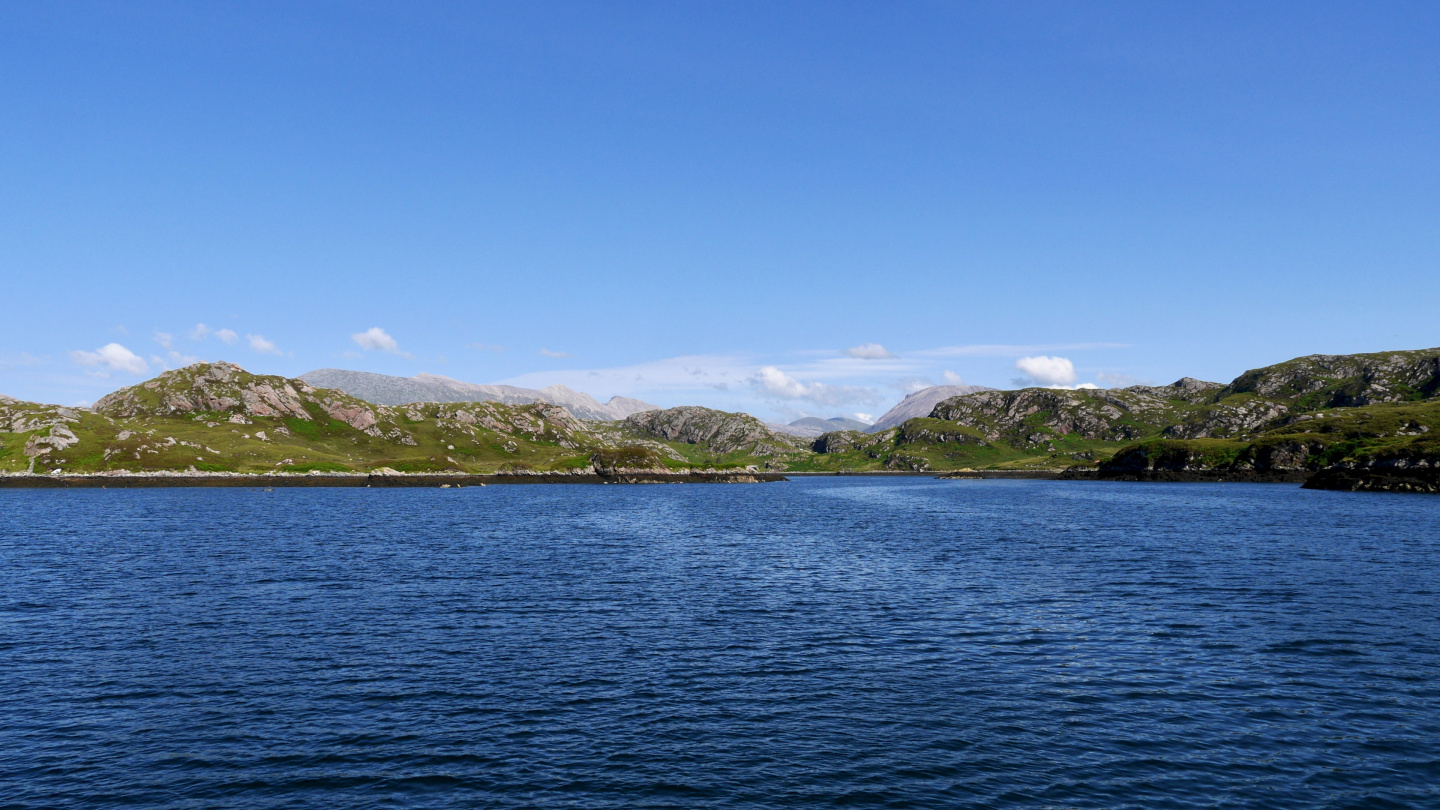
[{"xmin": 3, "ymin": 1, "xmax": 1437, "ymax": 420}]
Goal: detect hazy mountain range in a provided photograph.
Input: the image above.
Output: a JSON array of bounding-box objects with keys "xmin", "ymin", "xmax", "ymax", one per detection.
[
  {"xmin": 302, "ymin": 368, "xmax": 999, "ymax": 431},
  {"xmin": 770, "ymin": 416, "xmax": 875, "ymax": 438},
  {"xmin": 300, "ymin": 369, "xmax": 658, "ymax": 421}
]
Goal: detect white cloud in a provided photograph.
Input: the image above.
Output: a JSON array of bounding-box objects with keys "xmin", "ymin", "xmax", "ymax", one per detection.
[
  {"xmin": 351, "ymin": 326, "xmax": 403, "ymax": 354},
  {"xmin": 844, "ymin": 343, "xmax": 894, "ymax": 359},
  {"xmin": 190, "ymin": 323, "xmax": 211, "ymax": 341},
  {"xmin": 216, "ymin": 329, "xmax": 238, "ymax": 345},
  {"xmin": 538, "ymin": 348, "xmax": 572, "ymax": 358},
  {"xmin": 153, "ymin": 332, "xmax": 174, "ymax": 349},
  {"xmin": 1015, "ymin": 355, "xmax": 1077, "ymax": 387},
  {"xmin": 70, "ymin": 343, "xmax": 149, "ymax": 376},
  {"xmin": 942, "ymin": 370, "xmax": 965, "ymax": 384},
  {"xmin": 752, "ymin": 366, "xmax": 809, "ymax": 398},
  {"xmin": 853, "ymin": 412, "xmax": 874, "ymax": 422},
  {"xmin": 750, "ymin": 366, "xmax": 877, "ymax": 407},
  {"xmin": 247, "ymin": 334, "xmax": 280, "ymax": 354}
]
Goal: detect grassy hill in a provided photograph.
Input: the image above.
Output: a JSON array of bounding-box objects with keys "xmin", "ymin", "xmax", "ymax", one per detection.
[{"xmin": 4, "ymin": 349, "xmax": 1439, "ymax": 489}]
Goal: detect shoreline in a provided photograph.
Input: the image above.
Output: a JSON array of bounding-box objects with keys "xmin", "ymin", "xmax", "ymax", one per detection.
[{"xmin": 0, "ymin": 470, "xmax": 787, "ymax": 488}]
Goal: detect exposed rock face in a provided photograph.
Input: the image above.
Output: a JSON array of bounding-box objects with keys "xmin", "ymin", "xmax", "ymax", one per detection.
[
  {"xmin": 1100, "ymin": 439, "xmax": 1321, "ymax": 476},
  {"xmin": 623, "ymin": 406, "xmax": 806, "ymax": 456},
  {"xmin": 1222, "ymin": 348, "xmax": 1440, "ymax": 408},
  {"xmin": 812, "ymin": 429, "xmax": 896, "ymax": 454},
  {"xmin": 870, "ymin": 385, "xmax": 996, "ymax": 431},
  {"xmin": 884, "ymin": 453, "xmax": 932, "ymax": 471},
  {"xmin": 24, "ymin": 424, "xmax": 79, "ymax": 458},
  {"xmin": 590, "ymin": 446, "xmax": 670, "ymax": 475},
  {"xmin": 96, "ymin": 362, "xmax": 316, "ymax": 420},
  {"xmin": 929, "ymin": 388, "xmax": 1174, "ymax": 445},
  {"xmin": 1160, "ymin": 397, "xmax": 1290, "ymax": 439},
  {"xmin": 0, "ymin": 397, "xmax": 83, "ymax": 436},
  {"xmin": 1126, "ymin": 377, "xmax": 1224, "ymax": 403},
  {"xmin": 298, "ymin": 368, "xmax": 658, "ymax": 421}
]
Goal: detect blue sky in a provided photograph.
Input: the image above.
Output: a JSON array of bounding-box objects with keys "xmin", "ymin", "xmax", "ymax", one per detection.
[{"xmin": 3, "ymin": 2, "xmax": 1437, "ymax": 421}]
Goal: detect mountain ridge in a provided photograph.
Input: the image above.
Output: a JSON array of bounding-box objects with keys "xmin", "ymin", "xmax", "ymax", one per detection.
[
  {"xmin": 299, "ymin": 368, "xmax": 657, "ymax": 421},
  {"xmin": 3, "ymin": 347, "xmax": 1439, "ymax": 492}
]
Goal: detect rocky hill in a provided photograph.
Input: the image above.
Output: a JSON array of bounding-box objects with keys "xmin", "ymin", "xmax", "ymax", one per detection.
[
  {"xmin": 1218, "ymin": 348, "xmax": 1440, "ymax": 408},
  {"xmin": 1, "ymin": 363, "xmax": 680, "ymax": 477},
  {"xmin": 870, "ymin": 385, "xmax": 994, "ymax": 431},
  {"xmin": 299, "ymin": 368, "xmax": 657, "ymax": 421},
  {"xmin": 5, "ymin": 348, "xmax": 1440, "ymax": 489},
  {"xmin": 624, "ymin": 406, "xmax": 809, "ymax": 457}
]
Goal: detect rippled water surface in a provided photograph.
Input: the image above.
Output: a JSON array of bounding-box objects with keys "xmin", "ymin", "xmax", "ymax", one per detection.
[{"xmin": 2, "ymin": 478, "xmax": 1439, "ymax": 808}]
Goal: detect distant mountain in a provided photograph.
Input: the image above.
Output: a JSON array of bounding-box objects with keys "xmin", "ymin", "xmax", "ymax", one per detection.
[
  {"xmin": 299, "ymin": 369, "xmax": 658, "ymax": 421},
  {"xmin": 793, "ymin": 416, "xmax": 872, "ymax": 432},
  {"xmin": 869, "ymin": 385, "xmax": 995, "ymax": 431},
  {"xmin": 766, "ymin": 416, "xmax": 873, "ymax": 438}
]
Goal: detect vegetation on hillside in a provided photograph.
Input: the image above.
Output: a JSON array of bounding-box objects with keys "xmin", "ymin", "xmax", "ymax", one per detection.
[{"xmin": 3, "ymin": 348, "xmax": 1438, "ymax": 480}]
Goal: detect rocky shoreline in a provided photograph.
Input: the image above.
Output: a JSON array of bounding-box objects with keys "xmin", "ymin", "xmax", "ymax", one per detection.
[
  {"xmin": 0, "ymin": 470, "xmax": 785, "ymax": 488},
  {"xmin": 1302, "ymin": 467, "xmax": 1440, "ymax": 494}
]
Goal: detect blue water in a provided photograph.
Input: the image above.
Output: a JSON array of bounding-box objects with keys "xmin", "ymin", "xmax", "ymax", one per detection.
[{"xmin": 2, "ymin": 478, "xmax": 1438, "ymax": 809}]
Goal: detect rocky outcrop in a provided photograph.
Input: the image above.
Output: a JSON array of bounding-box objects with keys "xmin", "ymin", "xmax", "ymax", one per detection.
[
  {"xmin": 812, "ymin": 428, "xmax": 896, "ymax": 455},
  {"xmin": 1160, "ymin": 397, "xmax": 1290, "ymax": 439},
  {"xmin": 894, "ymin": 420, "xmax": 988, "ymax": 448},
  {"xmin": 590, "ymin": 446, "xmax": 671, "ymax": 475},
  {"xmin": 1304, "ymin": 466, "xmax": 1440, "ymax": 493},
  {"xmin": 0, "ymin": 398, "xmax": 84, "ymax": 435},
  {"xmin": 623, "ymin": 406, "xmax": 806, "ymax": 456},
  {"xmin": 1221, "ymin": 348, "xmax": 1440, "ymax": 409},
  {"xmin": 1125, "ymin": 377, "xmax": 1224, "ymax": 403},
  {"xmin": 96, "ymin": 362, "xmax": 316, "ymax": 420},
  {"xmin": 929, "ymin": 388, "xmax": 1177, "ymax": 445}
]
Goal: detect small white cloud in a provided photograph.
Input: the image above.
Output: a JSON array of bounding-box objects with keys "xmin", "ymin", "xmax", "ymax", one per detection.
[
  {"xmin": 844, "ymin": 343, "xmax": 894, "ymax": 359},
  {"xmin": 216, "ymin": 328, "xmax": 239, "ymax": 345},
  {"xmin": 190, "ymin": 323, "xmax": 211, "ymax": 341},
  {"xmin": 247, "ymin": 334, "xmax": 280, "ymax": 354},
  {"xmin": 753, "ymin": 366, "xmax": 810, "ymax": 398},
  {"xmin": 70, "ymin": 343, "xmax": 149, "ymax": 376},
  {"xmin": 351, "ymin": 326, "xmax": 405, "ymax": 355},
  {"xmin": 853, "ymin": 412, "xmax": 874, "ymax": 422},
  {"xmin": 153, "ymin": 332, "xmax": 174, "ymax": 349},
  {"xmin": 942, "ymin": 370, "xmax": 965, "ymax": 384},
  {"xmin": 1014, "ymin": 355, "xmax": 1077, "ymax": 387},
  {"xmin": 539, "ymin": 348, "xmax": 572, "ymax": 358}
]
